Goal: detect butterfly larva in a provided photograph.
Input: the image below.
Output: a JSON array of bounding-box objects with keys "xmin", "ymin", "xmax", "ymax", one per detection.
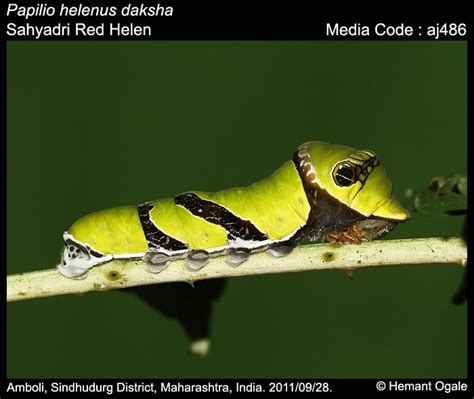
[{"xmin": 58, "ymin": 141, "xmax": 409, "ymax": 278}]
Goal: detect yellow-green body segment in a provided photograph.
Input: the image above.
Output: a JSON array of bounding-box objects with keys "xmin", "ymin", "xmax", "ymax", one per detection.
[{"xmin": 68, "ymin": 160, "xmax": 311, "ymax": 254}]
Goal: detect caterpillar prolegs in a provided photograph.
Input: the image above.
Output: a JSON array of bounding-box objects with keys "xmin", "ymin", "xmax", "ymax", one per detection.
[{"xmin": 58, "ymin": 141, "xmax": 409, "ymax": 278}]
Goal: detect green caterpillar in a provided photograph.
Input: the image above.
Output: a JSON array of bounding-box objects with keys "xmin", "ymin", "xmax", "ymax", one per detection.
[{"xmin": 58, "ymin": 141, "xmax": 409, "ymax": 278}]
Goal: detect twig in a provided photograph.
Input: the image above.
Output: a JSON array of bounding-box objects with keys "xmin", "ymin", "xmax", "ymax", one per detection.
[{"xmin": 7, "ymin": 237, "xmax": 467, "ymax": 303}]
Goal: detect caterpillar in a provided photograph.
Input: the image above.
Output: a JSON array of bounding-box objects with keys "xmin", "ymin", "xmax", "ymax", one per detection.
[{"xmin": 58, "ymin": 141, "xmax": 410, "ymax": 278}]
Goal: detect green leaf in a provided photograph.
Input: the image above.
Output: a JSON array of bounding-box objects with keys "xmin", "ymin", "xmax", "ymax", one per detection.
[{"xmin": 405, "ymin": 172, "xmax": 467, "ymax": 217}]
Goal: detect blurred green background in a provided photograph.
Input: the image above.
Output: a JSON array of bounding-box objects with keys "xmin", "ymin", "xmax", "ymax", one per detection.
[{"xmin": 7, "ymin": 41, "xmax": 466, "ymax": 378}]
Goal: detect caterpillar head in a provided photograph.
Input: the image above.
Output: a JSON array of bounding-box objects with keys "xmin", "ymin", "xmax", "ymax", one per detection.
[{"xmin": 294, "ymin": 141, "xmax": 409, "ymax": 227}]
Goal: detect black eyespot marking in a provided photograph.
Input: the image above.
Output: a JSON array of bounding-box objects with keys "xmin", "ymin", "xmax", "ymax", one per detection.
[{"xmin": 333, "ymin": 162, "xmax": 356, "ymax": 187}]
